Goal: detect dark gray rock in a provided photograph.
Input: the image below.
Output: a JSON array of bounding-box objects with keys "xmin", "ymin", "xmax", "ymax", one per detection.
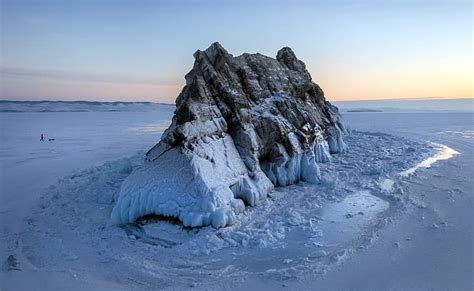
[
  {"xmin": 112, "ymin": 42, "xmax": 348, "ymax": 228},
  {"xmin": 148, "ymin": 42, "xmax": 347, "ymax": 180}
]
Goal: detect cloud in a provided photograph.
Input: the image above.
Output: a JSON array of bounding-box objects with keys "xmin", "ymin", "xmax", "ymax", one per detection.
[{"xmin": 0, "ymin": 66, "xmax": 181, "ymax": 87}]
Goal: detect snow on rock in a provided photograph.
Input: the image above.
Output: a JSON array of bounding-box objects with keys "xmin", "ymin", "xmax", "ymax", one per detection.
[{"xmin": 111, "ymin": 42, "xmax": 348, "ymax": 228}]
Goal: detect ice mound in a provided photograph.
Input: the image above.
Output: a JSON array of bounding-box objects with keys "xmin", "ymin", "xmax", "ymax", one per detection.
[{"xmin": 112, "ymin": 42, "xmax": 348, "ymax": 228}]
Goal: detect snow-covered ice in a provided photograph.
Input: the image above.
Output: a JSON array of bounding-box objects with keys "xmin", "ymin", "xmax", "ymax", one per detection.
[{"xmin": 1, "ymin": 105, "xmax": 472, "ymax": 290}]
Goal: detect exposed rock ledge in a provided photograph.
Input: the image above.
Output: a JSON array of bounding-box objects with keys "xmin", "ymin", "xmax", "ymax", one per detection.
[{"xmin": 111, "ymin": 42, "xmax": 348, "ymax": 228}]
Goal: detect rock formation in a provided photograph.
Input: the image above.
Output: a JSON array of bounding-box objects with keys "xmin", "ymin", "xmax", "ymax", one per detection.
[{"xmin": 111, "ymin": 42, "xmax": 348, "ymax": 228}]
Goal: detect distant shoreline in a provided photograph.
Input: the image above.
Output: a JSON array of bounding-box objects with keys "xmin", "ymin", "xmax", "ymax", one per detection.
[
  {"xmin": 330, "ymin": 97, "xmax": 473, "ymax": 102},
  {"xmin": 1, "ymin": 98, "xmax": 472, "ymax": 113},
  {"xmin": 0, "ymin": 100, "xmax": 175, "ymax": 106},
  {"xmin": 1, "ymin": 97, "xmax": 471, "ymax": 105},
  {"xmin": 0, "ymin": 100, "xmax": 175, "ymax": 113},
  {"xmin": 346, "ymin": 109, "xmax": 383, "ymax": 113}
]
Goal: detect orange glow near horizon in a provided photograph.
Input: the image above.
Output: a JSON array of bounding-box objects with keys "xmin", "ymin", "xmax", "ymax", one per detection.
[
  {"xmin": 309, "ymin": 58, "xmax": 473, "ymax": 102},
  {"xmin": 1, "ymin": 45, "xmax": 472, "ymax": 103},
  {"xmin": 1, "ymin": 70, "xmax": 472, "ymax": 103},
  {"xmin": 2, "ymin": 0, "xmax": 472, "ymax": 103},
  {"xmin": 317, "ymin": 71, "xmax": 473, "ymax": 102}
]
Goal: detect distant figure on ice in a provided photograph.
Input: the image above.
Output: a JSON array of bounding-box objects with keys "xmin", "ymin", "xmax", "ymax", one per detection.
[{"xmin": 40, "ymin": 134, "xmax": 44, "ymax": 141}]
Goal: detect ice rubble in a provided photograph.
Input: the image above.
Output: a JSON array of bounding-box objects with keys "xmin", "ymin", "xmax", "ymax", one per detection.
[{"xmin": 112, "ymin": 42, "xmax": 348, "ymax": 228}]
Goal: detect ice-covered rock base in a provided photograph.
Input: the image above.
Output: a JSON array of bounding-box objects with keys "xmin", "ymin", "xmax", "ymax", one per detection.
[{"xmin": 112, "ymin": 43, "xmax": 349, "ymax": 228}]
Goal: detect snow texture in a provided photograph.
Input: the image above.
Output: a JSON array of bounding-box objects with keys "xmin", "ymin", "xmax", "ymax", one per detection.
[
  {"xmin": 2, "ymin": 108, "xmax": 470, "ymax": 291},
  {"xmin": 12, "ymin": 129, "xmax": 451, "ymax": 290}
]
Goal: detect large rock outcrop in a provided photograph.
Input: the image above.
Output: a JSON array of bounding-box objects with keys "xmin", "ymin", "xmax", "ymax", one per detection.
[{"xmin": 111, "ymin": 42, "xmax": 348, "ymax": 228}]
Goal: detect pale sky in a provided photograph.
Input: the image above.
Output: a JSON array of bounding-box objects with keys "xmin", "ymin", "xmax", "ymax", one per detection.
[{"xmin": 1, "ymin": 0, "xmax": 472, "ymax": 103}]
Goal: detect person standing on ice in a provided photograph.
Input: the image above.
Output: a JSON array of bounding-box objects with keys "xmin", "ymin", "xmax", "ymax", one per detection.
[{"xmin": 40, "ymin": 134, "xmax": 44, "ymax": 141}]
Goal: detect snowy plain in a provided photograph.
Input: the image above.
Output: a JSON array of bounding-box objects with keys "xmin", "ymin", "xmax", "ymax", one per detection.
[{"xmin": 0, "ymin": 100, "xmax": 473, "ymax": 290}]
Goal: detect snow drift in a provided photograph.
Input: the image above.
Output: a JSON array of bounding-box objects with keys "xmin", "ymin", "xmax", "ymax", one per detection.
[{"xmin": 111, "ymin": 42, "xmax": 348, "ymax": 228}]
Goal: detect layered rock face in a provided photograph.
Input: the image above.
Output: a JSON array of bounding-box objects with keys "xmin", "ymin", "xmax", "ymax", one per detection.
[{"xmin": 111, "ymin": 42, "xmax": 348, "ymax": 228}]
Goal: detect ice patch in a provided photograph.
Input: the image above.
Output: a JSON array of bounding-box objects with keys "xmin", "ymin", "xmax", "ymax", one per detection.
[
  {"xmin": 129, "ymin": 121, "xmax": 172, "ymax": 134},
  {"xmin": 438, "ymin": 130, "xmax": 474, "ymax": 139},
  {"xmin": 400, "ymin": 143, "xmax": 459, "ymax": 177},
  {"xmin": 317, "ymin": 191, "xmax": 390, "ymax": 245},
  {"xmin": 379, "ymin": 178, "xmax": 395, "ymax": 192}
]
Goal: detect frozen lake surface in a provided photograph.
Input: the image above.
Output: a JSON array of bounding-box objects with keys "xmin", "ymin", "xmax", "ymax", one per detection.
[{"xmin": 0, "ymin": 105, "xmax": 472, "ymax": 290}]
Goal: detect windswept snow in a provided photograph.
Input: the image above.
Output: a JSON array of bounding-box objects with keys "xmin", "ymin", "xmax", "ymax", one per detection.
[
  {"xmin": 1, "ymin": 109, "xmax": 471, "ymax": 291},
  {"xmin": 5, "ymin": 129, "xmax": 439, "ymax": 289}
]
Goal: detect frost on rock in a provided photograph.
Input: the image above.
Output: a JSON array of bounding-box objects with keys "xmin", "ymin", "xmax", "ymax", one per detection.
[
  {"xmin": 111, "ymin": 42, "xmax": 348, "ymax": 228},
  {"xmin": 327, "ymin": 125, "xmax": 349, "ymax": 154},
  {"xmin": 315, "ymin": 137, "xmax": 332, "ymax": 163}
]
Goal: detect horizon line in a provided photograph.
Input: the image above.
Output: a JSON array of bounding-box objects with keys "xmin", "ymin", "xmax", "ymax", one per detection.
[
  {"xmin": 1, "ymin": 96, "xmax": 473, "ymax": 105},
  {"xmin": 331, "ymin": 96, "xmax": 474, "ymax": 102}
]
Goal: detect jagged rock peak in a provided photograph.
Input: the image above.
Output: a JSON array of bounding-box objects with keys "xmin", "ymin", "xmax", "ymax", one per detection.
[
  {"xmin": 276, "ymin": 46, "xmax": 306, "ymax": 72},
  {"xmin": 111, "ymin": 42, "xmax": 349, "ymax": 229},
  {"xmin": 194, "ymin": 41, "xmax": 231, "ymax": 63}
]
